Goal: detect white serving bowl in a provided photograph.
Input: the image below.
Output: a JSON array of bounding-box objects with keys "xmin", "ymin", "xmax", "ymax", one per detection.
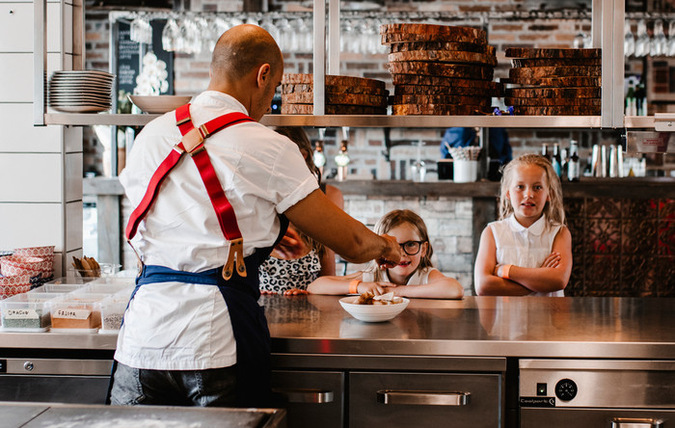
[
  {"xmin": 339, "ymin": 296, "xmax": 410, "ymax": 322},
  {"xmin": 128, "ymin": 95, "xmax": 192, "ymax": 114}
]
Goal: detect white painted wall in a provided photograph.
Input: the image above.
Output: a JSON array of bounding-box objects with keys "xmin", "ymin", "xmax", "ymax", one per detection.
[{"xmin": 0, "ymin": 0, "xmax": 83, "ymax": 276}]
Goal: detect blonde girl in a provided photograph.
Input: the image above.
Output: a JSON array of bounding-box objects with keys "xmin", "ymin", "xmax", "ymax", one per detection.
[
  {"xmin": 474, "ymin": 154, "xmax": 572, "ymax": 296},
  {"xmin": 308, "ymin": 209, "xmax": 464, "ymax": 299}
]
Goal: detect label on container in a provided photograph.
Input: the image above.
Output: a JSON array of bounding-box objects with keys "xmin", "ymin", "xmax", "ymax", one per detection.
[
  {"xmin": 5, "ymin": 309, "xmax": 39, "ymax": 319},
  {"xmin": 55, "ymin": 308, "xmax": 90, "ymax": 320}
]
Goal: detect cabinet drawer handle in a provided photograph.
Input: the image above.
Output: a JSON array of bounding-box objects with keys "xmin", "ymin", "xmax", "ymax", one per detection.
[
  {"xmin": 272, "ymin": 388, "xmax": 334, "ymax": 404},
  {"xmin": 376, "ymin": 390, "xmax": 471, "ymax": 406},
  {"xmin": 611, "ymin": 417, "xmax": 663, "ymax": 428}
]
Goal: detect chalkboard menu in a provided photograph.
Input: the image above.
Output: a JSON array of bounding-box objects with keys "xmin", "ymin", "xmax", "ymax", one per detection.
[
  {"xmin": 115, "ymin": 19, "xmax": 174, "ymax": 113},
  {"xmin": 117, "ymin": 21, "xmax": 139, "ymax": 101}
]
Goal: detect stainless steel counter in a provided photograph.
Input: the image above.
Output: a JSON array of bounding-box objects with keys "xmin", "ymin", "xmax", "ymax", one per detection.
[
  {"xmin": 264, "ymin": 295, "xmax": 675, "ymax": 359},
  {"xmin": 1, "ymin": 296, "xmax": 674, "ymax": 359},
  {"xmin": 0, "ymin": 401, "xmax": 285, "ymax": 427}
]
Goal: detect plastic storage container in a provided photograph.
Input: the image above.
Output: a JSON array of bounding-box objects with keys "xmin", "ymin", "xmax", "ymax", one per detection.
[
  {"xmin": 1, "ymin": 292, "xmax": 62, "ymax": 332},
  {"xmin": 47, "ymin": 293, "xmax": 108, "ymax": 333},
  {"xmin": 78, "ymin": 282, "xmax": 131, "ymax": 296},
  {"xmin": 96, "ymin": 296, "xmax": 128, "ymax": 333},
  {"xmin": 29, "ymin": 284, "xmax": 83, "ymax": 294},
  {"xmin": 46, "ymin": 276, "xmax": 93, "ymax": 285}
]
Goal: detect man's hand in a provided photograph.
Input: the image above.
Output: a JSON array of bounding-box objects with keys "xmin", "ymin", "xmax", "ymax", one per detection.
[{"xmin": 377, "ymin": 234, "xmax": 402, "ymax": 269}]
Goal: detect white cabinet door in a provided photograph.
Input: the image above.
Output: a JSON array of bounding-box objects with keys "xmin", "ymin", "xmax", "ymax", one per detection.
[{"xmin": 0, "ymin": 2, "xmax": 70, "ymax": 53}]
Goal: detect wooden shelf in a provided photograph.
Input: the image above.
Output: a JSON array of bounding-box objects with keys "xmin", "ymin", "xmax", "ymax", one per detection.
[{"xmin": 46, "ymin": 113, "xmax": 606, "ymax": 128}]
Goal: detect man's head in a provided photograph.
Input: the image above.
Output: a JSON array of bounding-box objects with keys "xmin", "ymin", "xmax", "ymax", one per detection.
[{"xmin": 208, "ymin": 24, "xmax": 283, "ymax": 120}]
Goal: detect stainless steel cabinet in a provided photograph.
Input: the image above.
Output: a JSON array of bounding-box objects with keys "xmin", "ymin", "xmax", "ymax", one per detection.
[
  {"xmin": 348, "ymin": 371, "xmax": 503, "ymax": 428},
  {"xmin": 0, "ymin": 358, "xmax": 112, "ymax": 404},
  {"xmin": 521, "ymin": 409, "xmax": 674, "ymax": 427},
  {"xmin": 271, "ymin": 370, "xmax": 344, "ymax": 428}
]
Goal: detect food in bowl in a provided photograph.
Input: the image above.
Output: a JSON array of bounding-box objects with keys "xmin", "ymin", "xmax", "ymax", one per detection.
[
  {"xmin": 356, "ymin": 291, "xmax": 404, "ymax": 305},
  {"xmin": 339, "ymin": 293, "xmax": 409, "ymax": 322}
]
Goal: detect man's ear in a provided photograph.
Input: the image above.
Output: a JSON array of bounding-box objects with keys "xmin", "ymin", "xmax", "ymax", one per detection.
[{"xmin": 256, "ymin": 63, "xmax": 271, "ymax": 88}]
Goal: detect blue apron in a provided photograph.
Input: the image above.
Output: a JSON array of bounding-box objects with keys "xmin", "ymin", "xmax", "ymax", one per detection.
[{"xmin": 112, "ymin": 214, "xmax": 287, "ymax": 408}]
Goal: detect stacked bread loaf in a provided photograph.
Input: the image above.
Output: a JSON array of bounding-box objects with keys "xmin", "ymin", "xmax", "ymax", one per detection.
[
  {"xmin": 280, "ymin": 74, "xmax": 388, "ymax": 115},
  {"xmin": 503, "ymin": 47, "xmax": 602, "ymax": 115},
  {"xmin": 381, "ymin": 23, "xmax": 500, "ymax": 115}
]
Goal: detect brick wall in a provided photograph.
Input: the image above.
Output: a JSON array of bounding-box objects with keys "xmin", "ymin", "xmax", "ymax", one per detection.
[
  {"xmin": 85, "ymin": 0, "xmax": 609, "ymax": 178},
  {"xmin": 87, "ymin": 0, "xmax": 613, "ymax": 284}
]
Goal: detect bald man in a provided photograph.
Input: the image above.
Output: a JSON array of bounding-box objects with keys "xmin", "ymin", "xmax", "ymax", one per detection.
[{"xmin": 111, "ymin": 25, "xmax": 401, "ymax": 408}]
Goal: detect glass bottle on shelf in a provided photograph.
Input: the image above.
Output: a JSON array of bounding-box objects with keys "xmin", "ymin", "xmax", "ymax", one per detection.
[
  {"xmin": 635, "ymin": 80, "xmax": 647, "ymax": 116},
  {"xmin": 334, "ymin": 127, "xmax": 350, "ymax": 181},
  {"xmin": 541, "ymin": 143, "xmax": 551, "ymax": 162},
  {"xmin": 313, "ymin": 128, "xmax": 327, "ymax": 176},
  {"xmin": 567, "ymin": 140, "xmax": 580, "ymax": 182},
  {"xmin": 625, "ymin": 83, "xmax": 637, "ymax": 116},
  {"xmin": 551, "ymin": 143, "xmax": 562, "ymax": 177},
  {"xmin": 410, "ymin": 140, "xmax": 426, "ymax": 183}
]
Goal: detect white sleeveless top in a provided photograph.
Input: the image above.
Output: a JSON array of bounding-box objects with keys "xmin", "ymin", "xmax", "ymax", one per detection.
[
  {"xmin": 362, "ymin": 266, "xmax": 436, "ymax": 285},
  {"xmin": 489, "ymin": 214, "xmax": 564, "ymax": 297}
]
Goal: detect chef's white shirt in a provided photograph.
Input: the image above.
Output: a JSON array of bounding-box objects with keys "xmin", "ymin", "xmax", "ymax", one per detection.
[
  {"xmin": 489, "ymin": 214, "xmax": 564, "ymax": 297},
  {"xmin": 115, "ymin": 91, "xmax": 318, "ymax": 370}
]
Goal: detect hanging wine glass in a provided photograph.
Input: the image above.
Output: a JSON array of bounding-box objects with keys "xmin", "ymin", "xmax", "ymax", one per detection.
[
  {"xmin": 624, "ymin": 21, "xmax": 635, "ymax": 57},
  {"xmin": 668, "ymin": 21, "xmax": 675, "ymax": 57},
  {"xmin": 276, "ymin": 18, "xmax": 293, "ymax": 52},
  {"xmin": 635, "ymin": 19, "xmax": 650, "ymax": 57},
  {"xmin": 261, "ymin": 16, "xmax": 280, "ymax": 44},
  {"xmin": 214, "ymin": 16, "xmax": 230, "ymax": 38},
  {"xmin": 162, "ymin": 17, "xmax": 179, "ymax": 51},
  {"xmin": 341, "ymin": 19, "xmax": 354, "ymax": 53},
  {"xmin": 650, "ymin": 19, "xmax": 667, "ymax": 57}
]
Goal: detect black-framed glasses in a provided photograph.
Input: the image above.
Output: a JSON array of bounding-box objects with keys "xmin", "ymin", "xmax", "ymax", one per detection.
[{"xmin": 399, "ymin": 240, "xmax": 425, "ymax": 256}]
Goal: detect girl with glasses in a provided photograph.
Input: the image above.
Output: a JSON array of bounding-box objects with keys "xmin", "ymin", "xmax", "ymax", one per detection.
[{"xmin": 308, "ymin": 209, "xmax": 464, "ymax": 299}]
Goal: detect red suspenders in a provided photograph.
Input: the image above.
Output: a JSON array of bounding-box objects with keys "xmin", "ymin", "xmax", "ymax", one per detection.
[{"xmin": 125, "ymin": 104, "xmax": 254, "ymax": 280}]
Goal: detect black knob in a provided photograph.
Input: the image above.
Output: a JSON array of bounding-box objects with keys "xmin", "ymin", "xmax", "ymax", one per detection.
[{"xmin": 555, "ymin": 378, "xmax": 577, "ymax": 401}]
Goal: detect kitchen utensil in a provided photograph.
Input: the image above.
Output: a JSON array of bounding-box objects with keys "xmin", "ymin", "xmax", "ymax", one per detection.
[{"xmin": 339, "ymin": 296, "xmax": 409, "ymax": 322}]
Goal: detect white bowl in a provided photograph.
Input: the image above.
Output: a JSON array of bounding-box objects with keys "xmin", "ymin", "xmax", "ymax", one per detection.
[
  {"xmin": 128, "ymin": 95, "xmax": 192, "ymax": 114},
  {"xmin": 339, "ymin": 296, "xmax": 409, "ymax": 322}
]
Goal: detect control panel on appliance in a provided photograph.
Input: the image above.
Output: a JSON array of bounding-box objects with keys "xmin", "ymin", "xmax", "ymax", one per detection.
[{"xmin": 554, "ymin": 378, "xmax": 578, "ymax": 401}]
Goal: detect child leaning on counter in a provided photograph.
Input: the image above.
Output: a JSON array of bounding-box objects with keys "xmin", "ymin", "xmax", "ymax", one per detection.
[
  {"xmin": 308, "ymin": 209, "xmax": 464, "ymax": 299},
  {"xmin": 474, "ymin": 154, "xmax": 572, "ymax": 296}
]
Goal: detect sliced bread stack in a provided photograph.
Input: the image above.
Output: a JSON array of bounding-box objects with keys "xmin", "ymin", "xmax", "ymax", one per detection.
[
  {"xmin": 381, "ymin": 23, "xmax": 501, "ymax": 115},
  {"xmin": 503, "ymin": 47, "xmax": 602, "ymax": 115},
  {"xmin": 280, "ymin": 74, "xmax": 388, "ymax": 115}
]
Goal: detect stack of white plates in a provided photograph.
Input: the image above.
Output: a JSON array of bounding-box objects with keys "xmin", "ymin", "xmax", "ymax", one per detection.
[{"xmin": 49, "ymin": 70, "xmax": 115, "ymax": 113}]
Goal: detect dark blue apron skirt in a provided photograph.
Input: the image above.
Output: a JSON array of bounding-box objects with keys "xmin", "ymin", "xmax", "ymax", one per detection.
[{"xmin": 108, "ymin": 216, "xmax": 288, "ymax": 408}]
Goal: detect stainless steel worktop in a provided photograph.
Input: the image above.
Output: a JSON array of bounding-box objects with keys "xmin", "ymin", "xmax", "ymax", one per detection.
[
  {"xmin": 264, "ymin": 295, "xmax": 675, "ymax": 359},
  {"xmin": 2, "ymin": 296, "xmax": 672, "ymax": 360},
  {"xmin": 0, "ymin": 401, "xmax": 285, "ymax": 428}
]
